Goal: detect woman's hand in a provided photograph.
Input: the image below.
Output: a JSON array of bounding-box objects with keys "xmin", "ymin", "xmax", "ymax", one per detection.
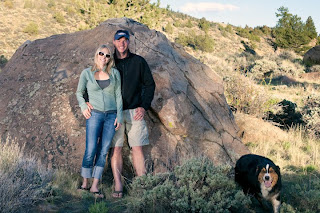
[
  {"xmin": 82, "ymin": 103, "xmax": 93, "ymax": 119},
  {"xmin": 114, "ymin": 118, "xmax": 122, "ymax": 130}
]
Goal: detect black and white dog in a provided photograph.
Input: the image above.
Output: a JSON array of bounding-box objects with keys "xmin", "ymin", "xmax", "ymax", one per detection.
[{"xmin": 235, "ymin": 154, "xmax": 282, "ymax": 213}]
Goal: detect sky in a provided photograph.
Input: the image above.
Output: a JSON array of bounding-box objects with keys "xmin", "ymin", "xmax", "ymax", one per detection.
[{"xmin": 151, "ymin": 0, "xmax": 320, "ymax": 34}]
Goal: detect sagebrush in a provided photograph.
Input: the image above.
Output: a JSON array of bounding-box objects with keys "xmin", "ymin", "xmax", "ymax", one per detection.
[
  {"xmin": 0, "ymin": 138, "xmax": 52, "ymax": 213},
  {"xmin": 128, "ymin": 157, "xmax": 251, "ymax": 213}
]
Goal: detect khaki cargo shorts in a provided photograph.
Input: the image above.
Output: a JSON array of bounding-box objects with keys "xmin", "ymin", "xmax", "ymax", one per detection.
[{"xmin": 111, "ymin": 109, "xmax": 149, "ymax": 147}]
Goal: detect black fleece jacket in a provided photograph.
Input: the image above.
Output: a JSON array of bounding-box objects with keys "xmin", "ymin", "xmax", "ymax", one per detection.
[{"xmin": 114, "ymin": 51, "xmax": 155, "ymax": 111}]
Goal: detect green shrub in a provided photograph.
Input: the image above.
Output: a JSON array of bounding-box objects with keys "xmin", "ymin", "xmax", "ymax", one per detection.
[
  {"xmin": 198, "ymin": 17, "xmax": 210, "ymax": 32},
  {"xmin": 0, "ymin": 55, "xmax": 8, "ymax": 68},
  {"xmin": 185, "ymin": 19, "xmax": 193, "ymax": 28},
  {"xmin": 54, "ymin": 12, "xmax": 66, "ymax": 24},
  {"xmin": 163, "ymin": 23, "xmax": 173, "ymax": 34},
  {"xmin": 175, "ymin": 33, "xmax": 214, "ymax": 52},
  {"xmin": 282, "ymin": 173, "xmax": 320, "ymax": 212},
  {"xmin": 89, "ymin": 202, "xmax": 108, "ymax": 213},
  {"xmin": 236, "ymin": 26, "xmax": 261, "ymax": 42},
  {"xmin": 173, "ymin": 20, "xmax": 181, "ymax": 27},
  {"xmin": 128, "ymin": 157, "xmax": 251, "ymax": 213},
  {"xmin": 194, "ymin": 34, "xmax": 214, "ymax": 52},
  {"xmin": 23, "ymin": 22, "xmax": 39, "ymax": 35}
]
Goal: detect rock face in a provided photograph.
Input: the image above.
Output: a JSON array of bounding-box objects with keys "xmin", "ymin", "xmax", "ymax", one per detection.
[
  {"xmin": 0, "ymin": 18, "xmax": 249, "ymax": 174},
  {"xmin": 304, "ymin": 45, "xmax": 320, "ymax": 65}
]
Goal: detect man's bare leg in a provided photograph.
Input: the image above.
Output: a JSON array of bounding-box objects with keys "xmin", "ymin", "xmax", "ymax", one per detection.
[
  {"xmin": 110, "ymin": 147, "xmax": 123, "ymax": 197},
  {"xmin": 132, "ymin": 146, "xmax": 146, "ymax": 176}
]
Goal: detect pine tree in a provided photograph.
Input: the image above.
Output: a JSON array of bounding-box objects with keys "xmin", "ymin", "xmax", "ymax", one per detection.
[
  {"xmin": 273, "ymin": 7, "xmax": 310, "ymax": 49},
  {"xmin": 305, "ymin": 16, "xmax": 318, "ymax": 39}
]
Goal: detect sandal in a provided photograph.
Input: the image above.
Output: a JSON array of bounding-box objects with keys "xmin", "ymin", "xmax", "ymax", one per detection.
[
  {"xmin": 91, "ymin": 191, "xmax": 104, "ymax": 198},
  {"xmin": 112, "ymin": 191, "xmax": 123, "ymax": 198}
]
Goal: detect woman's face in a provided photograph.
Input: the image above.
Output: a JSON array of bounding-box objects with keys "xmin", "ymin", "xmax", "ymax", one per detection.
[{"xmin": 97, "ymin": 48, "xmax": 110, "ymax": 68}]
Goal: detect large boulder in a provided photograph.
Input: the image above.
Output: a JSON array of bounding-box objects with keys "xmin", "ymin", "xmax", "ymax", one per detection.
[
  {"xmin": 304, "ymin": 45, "xmax": 320, "ymax": 65},
  {"xmin": 0, "ymin": 18, "xmax": 249, "ymax": 174}
]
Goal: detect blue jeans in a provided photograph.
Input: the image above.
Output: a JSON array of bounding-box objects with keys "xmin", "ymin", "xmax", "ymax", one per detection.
[{"xmin": 81, "ymin": 110, "xmax": 116, "ymax": 179}]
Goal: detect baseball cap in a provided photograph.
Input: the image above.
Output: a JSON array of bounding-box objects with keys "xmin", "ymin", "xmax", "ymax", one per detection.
[{"xmin": 114, "ymin": 30, "xmax": 130, "ymax": 40}]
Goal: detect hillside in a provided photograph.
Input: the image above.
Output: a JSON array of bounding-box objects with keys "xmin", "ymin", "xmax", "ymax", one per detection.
[
  {"xmin": 1, "ymin": 0, "xmax": 320, "ymax": 176},
  {"xmin": 1, "ymin": 0, "xmax": 320, "ymax": 212}
]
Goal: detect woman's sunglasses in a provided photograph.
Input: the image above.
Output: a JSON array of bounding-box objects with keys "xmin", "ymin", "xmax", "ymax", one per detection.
[{"xmin": 98, "ymin": 52, "xmax": 111, "ymax": 58}]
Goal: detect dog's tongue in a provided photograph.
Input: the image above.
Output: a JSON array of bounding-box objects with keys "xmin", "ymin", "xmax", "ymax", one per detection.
[{"xmin": 264, "ymin": 180, "xmax": 272, "ymax": 188}]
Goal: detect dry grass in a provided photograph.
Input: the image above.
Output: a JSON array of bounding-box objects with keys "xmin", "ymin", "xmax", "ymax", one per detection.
[
  {"xmin": 0, "ymin": 136, "xmax": 53, "ymax": 213},
  {"xmin": 235, "ymin": 112, "xmax": 320, "ymax": 172}
]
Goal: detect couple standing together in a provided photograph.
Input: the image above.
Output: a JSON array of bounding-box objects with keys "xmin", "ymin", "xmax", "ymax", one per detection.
[{"xmin": 76, "ymin": 30, "xmax": 155, "ymax": 198}]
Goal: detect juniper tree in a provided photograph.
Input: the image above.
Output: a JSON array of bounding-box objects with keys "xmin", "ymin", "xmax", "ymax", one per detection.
[
  {"xmin": 273, "ymin": 6, "xmax": 310, "ymax": 49},
  {"xmin": 304, "ymin": 16, "xmax": 318, "ymax": 40}
]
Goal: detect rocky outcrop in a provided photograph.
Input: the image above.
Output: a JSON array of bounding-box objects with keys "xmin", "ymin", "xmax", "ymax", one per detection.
[
  {"xmin": 304, "ymin": 45, "xmax": 320, "ymax": 65},
  {"xmin": 0, "ymin": 18, "xmax": 249, "ymax": 174}
]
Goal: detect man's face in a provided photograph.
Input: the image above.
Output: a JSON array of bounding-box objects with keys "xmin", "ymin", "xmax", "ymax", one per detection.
[{"xmin": 113, "ymin": 37, "xmax": 129, "ymax": 54}]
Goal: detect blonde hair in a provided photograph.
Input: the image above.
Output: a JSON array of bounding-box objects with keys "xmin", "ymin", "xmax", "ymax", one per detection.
[{"xmin": 91, "ymin": 44, "xmax": 115, "ymax": 74}]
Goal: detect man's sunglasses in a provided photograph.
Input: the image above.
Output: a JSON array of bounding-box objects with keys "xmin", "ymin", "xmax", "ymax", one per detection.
[{"xmin": 98, "ymin": 52, "xmax": 111, "ymax": 58}]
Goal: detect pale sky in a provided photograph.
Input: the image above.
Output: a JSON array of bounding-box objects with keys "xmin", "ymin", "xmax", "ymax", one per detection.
[{"xmin": 151, "ymin": 0, "xmax": 320, "ymax": 34}]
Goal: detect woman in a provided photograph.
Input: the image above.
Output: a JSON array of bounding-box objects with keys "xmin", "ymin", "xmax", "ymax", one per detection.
[{"xmin": 76, "ymin": 44, "xmax": 122, "ymax": 198}]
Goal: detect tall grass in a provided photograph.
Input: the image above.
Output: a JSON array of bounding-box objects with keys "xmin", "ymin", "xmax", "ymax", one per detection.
[
  {"xmin": 0, "ymin": 136, "xmax": 53, "ymax": 213},
  {"xmin": 236, "ymin": 113, "xmax": 320, "ymax": 171}
]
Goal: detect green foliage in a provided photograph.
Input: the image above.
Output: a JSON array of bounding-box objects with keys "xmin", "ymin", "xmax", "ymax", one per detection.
[
  {"xmin": 128, "ymin": 157, "xmax": 251, "ymax": 213},
  {"xmin": 175, "ymin": 32, "xmax": 214, "ymax": 52},
  {"xmin": 260, "ymin": 25, "xmax": 272, "ymax": 35},
  {"xmin": 198, "ymin": 17, "xmax": 210, "ymax": 33},
  {"xmin": 282, "ymin": 173, "xmax": 320, "ymax": 212},
  {"xmin": 305, "ymin": 16, "xmax": 318, "ymax": 39},
  {"xmin": 89, "ymin": 202, "xmax": 108, "ymax": 213},
  {"xmin": 236, "ymin": 26, "xmax": 261, "ymax": 42},
  {"xmin": 23, "ymin": 22, "xmax": 39, "ymax": 35},
  {"xmin": 173, "ymin": 19, "xmax": 182, "ymax": 27},
  {"xmin": 0, "ymin": 55, "xmax": 8, "ymax": 68},
  {"xmin": 225, "ymin": 24, "xmax": 233, "ymax": 33},
  {"xmin": 195, "ymin": 34, "xmax": 215, "ymax": 52},
  {"xmin": 185, "ymin": 19, "xmax": 193, "ymax": 28},
  {"xmin": 163, "ymin": 23, "xmax": 173, "ymax": 34},
  {"xmin": 218, "ymin": 24, "xmax": 234, "ymax": 37},
  {"xmin": 317, "ymin": 36, "xmax": 320, "ymax": 45},
  {"xmin": 54, "ymin": 12, "xmax": 66, "ymax": 24},
  {"xmin": 273, "ymin": 7, "xmax": 315, "ymax": 53}
]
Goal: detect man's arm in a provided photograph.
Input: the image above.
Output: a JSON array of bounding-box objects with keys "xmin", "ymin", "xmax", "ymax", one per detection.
[{"xmin": 140, "ymin": 58, "xmax": 156, "ymax": 111}]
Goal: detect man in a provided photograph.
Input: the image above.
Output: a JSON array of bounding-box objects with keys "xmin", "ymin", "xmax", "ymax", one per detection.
[{"xmin": 109, "ymin": 30, "xmax": 155, "ymax": 198}]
